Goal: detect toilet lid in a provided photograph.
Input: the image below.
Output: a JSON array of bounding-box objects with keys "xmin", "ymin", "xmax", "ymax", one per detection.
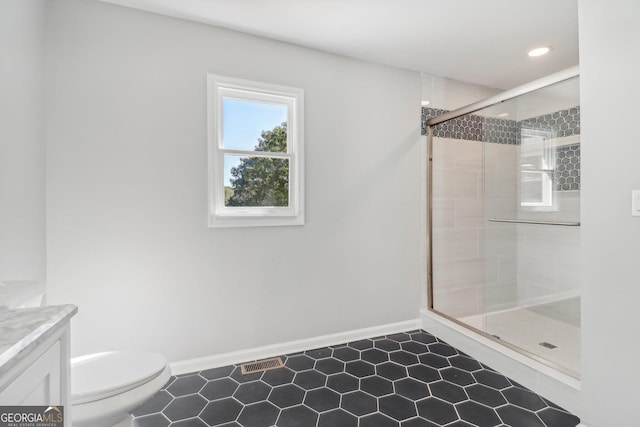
[{"xmin": 71, "ymin": 351, "xmax": 167, "ymax": 404}]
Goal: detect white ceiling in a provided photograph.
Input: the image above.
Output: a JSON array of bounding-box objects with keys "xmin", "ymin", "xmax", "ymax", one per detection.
[{"xmin": 98, "ymin": 0, "xmax": 579, "ymax": 90}]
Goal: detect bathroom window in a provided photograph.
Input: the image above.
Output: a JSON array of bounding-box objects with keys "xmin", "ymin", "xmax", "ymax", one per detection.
[
  {"xmin": 207, "ymin": 75, "xmax": 304, "ymax": 228},
  {"xmin": 519, "ymin": 129, "xmax": 554, "ymax": 208}
]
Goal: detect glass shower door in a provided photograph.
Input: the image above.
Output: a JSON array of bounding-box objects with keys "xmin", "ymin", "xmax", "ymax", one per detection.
[{"xmin": 428, "ymin": 75, "xmax": 581, "ymax": 378}]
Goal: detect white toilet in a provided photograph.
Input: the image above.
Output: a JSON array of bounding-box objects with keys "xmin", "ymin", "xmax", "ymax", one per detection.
[
  {"xmin": 71, "ymin": 351, "xmax": 171, "ymax": 427},
  {"xmin": 6, "ymin": 287, "xmax": 171, "ymax": 426}
]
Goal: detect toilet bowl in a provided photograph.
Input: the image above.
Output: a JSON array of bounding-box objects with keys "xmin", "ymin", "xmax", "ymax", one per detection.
[{"xmin": 71, "ymin": 351, "xmax": 171, "ymax": 427}]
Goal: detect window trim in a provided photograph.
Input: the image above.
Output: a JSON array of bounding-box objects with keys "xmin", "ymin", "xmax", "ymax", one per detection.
[{"xmin": 207, "ymin": 74, "xmax": 304, "ymax": 228}]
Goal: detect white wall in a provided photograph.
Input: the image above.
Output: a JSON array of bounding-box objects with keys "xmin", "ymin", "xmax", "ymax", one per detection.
[
  {"xmin": 0, "ymin": 0, "xmax": 47, "ymax": 283},
  {"xmin": 421, "ymin": 73, "xmax": 501, "ymax": 111},
  {"xmin": 579, "ymin": 0, "xmax": 640, "ymax": 424},
  {"xmin": 45, "ymin": 0, "xmax": 422, "ymax": 362}
]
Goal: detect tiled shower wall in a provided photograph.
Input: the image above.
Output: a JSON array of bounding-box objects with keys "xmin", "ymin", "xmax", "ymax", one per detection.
[{"xmin": 427, "ymin": 106, "xmax": 581, "ymax": 316}]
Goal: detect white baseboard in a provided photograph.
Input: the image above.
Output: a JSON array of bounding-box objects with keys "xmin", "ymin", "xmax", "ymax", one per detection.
[{"xmin": 170, "ymin": 319, "xmax": 421, "ymax": 376}]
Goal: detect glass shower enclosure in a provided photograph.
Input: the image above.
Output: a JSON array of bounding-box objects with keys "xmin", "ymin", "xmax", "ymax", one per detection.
[{"xmin": 426, "ymin": 68, "xmax": 581, "ymax": 378}]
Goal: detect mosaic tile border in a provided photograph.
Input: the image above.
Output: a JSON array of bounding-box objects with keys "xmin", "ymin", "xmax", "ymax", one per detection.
[
  {"xmin": 518, "ymin": 107, "xmax": 580, "ymax": 139},
  {"xmin": 555, "ymin": 143, "xmax": 581, "ymax": 191},
  {"xmin": 421, "ymin": 107, "xmax": 517, "ymax": 145},
  {"xmin": 421, "ymin": 106, "xmax": 581, "ymax": 142}
]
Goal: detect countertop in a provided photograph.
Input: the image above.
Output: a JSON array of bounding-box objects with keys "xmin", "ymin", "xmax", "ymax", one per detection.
[{"xmin": 0, "ymin": 305, "xmax": 77, "ymax": 380}]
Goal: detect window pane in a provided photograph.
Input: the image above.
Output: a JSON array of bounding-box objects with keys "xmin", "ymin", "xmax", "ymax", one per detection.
[
  {"xmin": 222, "ymin": 98, "xmax": 287, "ymax": 152},
  {"xmin": 224, "ymin": 155, "xmax": 289, "ymax": 207}
]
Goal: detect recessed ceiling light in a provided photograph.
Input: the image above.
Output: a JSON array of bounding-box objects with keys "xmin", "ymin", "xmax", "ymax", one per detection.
[
  {"xmin": 421, "ymin": 100, "xmax": 430, "ymax": 106},
  {"xmin": 528, "ymin": 46, "xmax": 552, "ymax": 57},
  {"xmin": 498, "ymin": 112, "xmax": 509, "ymax": 117}
]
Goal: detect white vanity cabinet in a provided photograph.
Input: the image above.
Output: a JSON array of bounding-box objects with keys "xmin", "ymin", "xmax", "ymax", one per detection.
[{"xmin": 0, "ymin": 305, "xmax": 77, "ymax": 427}]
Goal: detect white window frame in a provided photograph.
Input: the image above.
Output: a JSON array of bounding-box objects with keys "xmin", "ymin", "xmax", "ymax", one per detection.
[
  {"xmin": 207, "ymin": 74, "xmax": 304, "ymax": 228},
  {"xmin": 519, "ymin": 130, "xmax": 555, "ymax": 209}
]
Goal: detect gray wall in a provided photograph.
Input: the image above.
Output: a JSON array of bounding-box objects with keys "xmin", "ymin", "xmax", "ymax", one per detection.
[
  {"xmin": 0, "ymin": 0, "xmax": 47, "ymax": 283},
  {"xmin": 579, "ymin": 0, "xmax": 640, "ymax": 424},
  {"xmin": 45, "ymin": 0, "xmax": 422, "ymax": 362}
]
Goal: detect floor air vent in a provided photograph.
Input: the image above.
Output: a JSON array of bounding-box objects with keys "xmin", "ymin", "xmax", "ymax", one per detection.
[
  {"xmin": 240, "ymin": 357, "xmax": 284, "ymax": 375},
  {"xmin": 539, "ymin": 342, "xmax": 558, "ymax": 349}
]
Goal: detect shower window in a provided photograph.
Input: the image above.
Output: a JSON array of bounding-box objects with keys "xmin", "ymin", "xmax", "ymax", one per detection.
[{"xmin": 520, "ymin": 129, "xmax": 555, "ymax": 208}]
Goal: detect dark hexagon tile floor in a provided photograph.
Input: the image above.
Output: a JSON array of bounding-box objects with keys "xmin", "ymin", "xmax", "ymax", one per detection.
[{"xmin": 132, "ymin": 330, "xmax": 580, "ymax": 427}]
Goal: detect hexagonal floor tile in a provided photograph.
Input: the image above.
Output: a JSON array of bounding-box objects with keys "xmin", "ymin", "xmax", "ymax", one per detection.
[
  {"xmin": 427, "ymin": 343, "xmax": 458, "ymax": 357},
  {"xmin": 401, "ymin": 341, "xmax": 429, "ymax": 355},
  {"xmin": 332, "ymin": 346, "xmax": 360, "ymax": 362},
  {"xmin": 375, "ymin": 339, "xmax": 401, "ymax": 352},
  {"xmin": 315, "ymin": 358, "xmax": 344, "ymax": 375},
  {"xmin": 360, "ymin": 412, "xmax": 400, "ymax": 427},
  {"xmin": 377, "ymin": 362, "xmax": 407, "ymax": 381},
  {"xmin": 401, "ymin": 417, "xmax": 439, "ymax": 427},
  {"xmin": 419, "ymin": 353, "xmax": 450, "ymax": 369},
  {"xmin": 261, "ymin": 367, "xmax": 295, "ymax": 386},
  {"xmin": 472, "ymin": 369, "xmax": 511, "ymax": 390},
  {"xmin": 293, "ymin": 370, "xmax": 326, "ymax": 390},
  {"xmin": 361, "ymin": 348, "xmax": 389, "ymax": 364},
  {"xmin": 537, "ymin": 407, "xmax": 581, "ymax": 427},
  {"xmin": 456, "ymin": 401, "xmax": 501, "ymax": 427},
  {"xmin": 237, "ymin": 401, "xmax": 280, "ymax": 427},
  {"xmin": 496, "ymin": 405, "xmax": 546, "ymax": 427},
  {"xmin": 348, "ymin": 339, "xmax": 374, "ymax": 350},
  {"xmin": 199, "ymin": 377, "xmax": 239, "ymax": 401},
  {"xmin": 304, "ymin": 388, "xmax": 341, "ymax": 412},
  {"xmin": 277, "ymin": 405, "xmax": 318, "ymax": 427},
  {"xmin": 327, "ymin": 372, "xmax": 359, "ymax": 393},
  {"xmin": 449, "ymin": 355, "xmax": 483, "ymax": 372},
  {"xmin": 162, "ymin": 394, "xmax": 207, "ymax": 422},
  {"xmin": 379, "ymin": 394, "xmax": 417, "ymax": 421},
  {"xmin": 502, "ymin": 386, "xmax": 547, "ymax": 411},
  {"xmin": 417, "ymin": 397, "xmax": 459, "ymax": 425},
  {"xmin": 408, "ymin": 365, "xmax": 440, "ymax": 383},
  {"xmin": 230, "ymin": 366, "xmax": 262, "ymax": 383},
  {"xmin": 286, "ymin": 354, "xmax": 316, "ymax": 371},
  {"xmin": 429, "ymin": 381, "xmax": 468, "ymax": 404},
  {"xmin": 386, "ymin": 333, "xmax": 412, "ymax": 342},
  {"xmin": 361, "ymin": 376, "xmax": 394, "ymax": 397},
  {"xmin": 199, "ymin": 365, "xmax": 234, "ymax": 381},
  {"xmin": 341, "ymin": 390, "xmax": 377, "ymax": 416},
  {"xmin": 318, "ymin": 409, "xmax": 358, "ymax": 427},
  {"xmin": 233, "ymin": 380, "xmax": 271, "ymax": 404},
  {"xmin": 345, "ymin": 360, "xmax": 375, "ymax": 378},
  {"xmin": 166, "ymin": 374, "xmax": 206, "ymax": 397},
  {"xmin": 268, "ymin": 384, "xmax": 305, "ymax": 409},
  {"xmin": 410, "ymin": 331, "xmax": 437, "ymax": 345},
  {"xmin": 394, "ymin": 377, "xmax": 430, "ymax": 401},
  {"xmin": 306, "ymin": 347, "xmax": 333, "ymax": 359},
  {"xmin": 440, "ymin": 367, "xmax": 475, "ymax": 386},
  {"xmin": 169, "ymin": 418, "xmax": 208, "ymax": 427},
  {"xmin": 200, "ymin": 398, "xmax": 243, "ymax": 425},
  {"xmin": 464, "ymin": 384, "xmax": 507, "ymax": 408},
  {"xmin": 390, "ymin": 351, "xmax": 419, "ymax": 366},
  {"xmin": 132, "ymin": 413, "xmax": 170, "ymax": 427}
]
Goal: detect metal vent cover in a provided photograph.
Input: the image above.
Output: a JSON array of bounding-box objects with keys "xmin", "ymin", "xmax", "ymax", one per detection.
[
  {"xmin": 240, "ymin": 357, "xmax": 284, "ymax": 375},
  {"xmin": 539, "ymin": 342, "xmax": 558, "ymax": 349}
]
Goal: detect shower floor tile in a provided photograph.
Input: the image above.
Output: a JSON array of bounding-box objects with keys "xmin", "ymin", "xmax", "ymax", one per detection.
[
  {"xmin": 131, "ymin": 330, "xmax": 580, "ymax": 427},
  {"xmin": 462, "ymin": 304, "xmax": 580, "ymax": 376}
]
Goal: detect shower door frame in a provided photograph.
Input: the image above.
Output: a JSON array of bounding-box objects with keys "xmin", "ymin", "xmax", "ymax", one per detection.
[{"xmin": 425, "ymin": 66, "xmax": 580, "ymax": 379}]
